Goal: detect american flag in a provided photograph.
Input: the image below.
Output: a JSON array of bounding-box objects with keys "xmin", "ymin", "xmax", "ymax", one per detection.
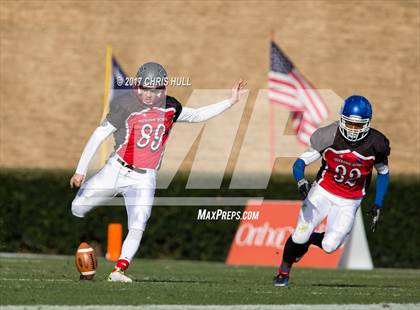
[
  {"xmin": 269, "ymin": 41, "xmax": 329, "ymax": 145},
  {"xmin": 109, "ymin": 56, "xmax": 130, "ymax": 101},
  {"xmin": 99, "ymin": 55, "xmax": 130, "ymax": 167}
]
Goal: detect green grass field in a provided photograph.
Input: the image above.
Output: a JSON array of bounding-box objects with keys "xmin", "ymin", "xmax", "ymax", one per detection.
[{"xmin": 0, "ymin": 255, "xmax": 419, "ymax": 306}]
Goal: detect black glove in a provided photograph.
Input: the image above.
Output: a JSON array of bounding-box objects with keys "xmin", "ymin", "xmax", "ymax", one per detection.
[
  {"xmin": 297, "ymin": 179, "xmax": 311, "ymax": 200},
  {"xmin": 367, "ymin": 204, "xmax": 381, "ymax": 232}
]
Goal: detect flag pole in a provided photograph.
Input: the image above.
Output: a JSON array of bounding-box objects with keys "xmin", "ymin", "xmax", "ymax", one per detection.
[
  {"xmin": 269, "ymin": 31, "xmax": 275, "ymax": 168},
  {"xmin": 100, "ymin": 45, "xmax": 113, "ymax": 166}
]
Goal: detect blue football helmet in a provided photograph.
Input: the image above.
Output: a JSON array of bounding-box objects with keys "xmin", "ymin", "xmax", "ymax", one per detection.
[{"xmin": 339, "ymin": 95, "xmax": 372, "ymax": 142}]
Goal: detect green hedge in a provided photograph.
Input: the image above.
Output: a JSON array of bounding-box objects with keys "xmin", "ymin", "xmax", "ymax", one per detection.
[{"xmin": 0, "ymin": 169, "xmax": 419, "ymax": 268}]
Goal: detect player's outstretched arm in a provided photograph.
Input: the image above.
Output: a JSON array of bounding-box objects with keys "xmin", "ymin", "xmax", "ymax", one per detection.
[
  {"xmin": 229, "ymin": 79, "xmax": 248, "ymax": 105},
  {"xmin": 176, "ymin": 80, "xmax": 248, "ymax": 123},
  {"xmin": 70, "ymin": 120, "xmax": 116, "ymax": 188}
]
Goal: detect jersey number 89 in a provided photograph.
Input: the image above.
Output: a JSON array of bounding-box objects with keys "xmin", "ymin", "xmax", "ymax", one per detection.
[{"xmin": 136, "ymin": 124, "xmax": 166, "ymax": 152}]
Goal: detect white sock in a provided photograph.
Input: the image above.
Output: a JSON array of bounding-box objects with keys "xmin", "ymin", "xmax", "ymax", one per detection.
[{"xmin": 119, "ymin": 229, "xmax": 144, "ymax": 263}]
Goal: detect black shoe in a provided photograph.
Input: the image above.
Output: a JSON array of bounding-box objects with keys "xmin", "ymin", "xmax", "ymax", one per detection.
[{"xmin": 273, "ymin": 273, "xmax": 289, "ymax": 287}]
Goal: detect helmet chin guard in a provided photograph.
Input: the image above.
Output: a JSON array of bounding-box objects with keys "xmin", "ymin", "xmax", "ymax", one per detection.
[{"xmin": 339, "ymin": 95, "xmax": 373, "ymax": 142}]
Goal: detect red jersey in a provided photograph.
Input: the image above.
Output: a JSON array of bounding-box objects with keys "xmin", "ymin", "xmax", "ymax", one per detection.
[
  {"xmin": 106, "ymin": 91, "xmax": 182, "ymax": 169},
  {"xmin": 318, "ymin": 148, "xmax": 375, "ymax": 198},
  {"xmin": 310, "ymin": 122, "xmax": 390, "ymax": 199}
]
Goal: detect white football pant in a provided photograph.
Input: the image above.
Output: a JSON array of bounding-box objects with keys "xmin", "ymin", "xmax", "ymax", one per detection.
[
  {"xmin": 292, "ymin": 183, "xmax": 361, "ymax": 253},
  {"xmin": 71, "ymin": 155, "xmax": 156, "ymax": 262}
]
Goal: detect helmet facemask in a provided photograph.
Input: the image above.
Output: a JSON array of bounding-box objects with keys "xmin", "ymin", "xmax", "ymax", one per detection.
[{"xmin": 339, "ymin": 115, "xmax": 371, "ymax": 142}]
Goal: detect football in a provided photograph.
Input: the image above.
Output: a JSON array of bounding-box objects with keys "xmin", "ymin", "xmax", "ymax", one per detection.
[{"xmin": 75, "ymin": 242, "xmax": 97, "ymax": 280}]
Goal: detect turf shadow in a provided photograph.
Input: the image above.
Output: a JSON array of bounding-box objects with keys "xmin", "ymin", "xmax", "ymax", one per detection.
[
  {"xmin": 133, "ymin": 278, "xmax": 213, "ymax": 284},
  {"xmin": 309, "ymin": 283, "xmax": 399, "ymax": 288}
]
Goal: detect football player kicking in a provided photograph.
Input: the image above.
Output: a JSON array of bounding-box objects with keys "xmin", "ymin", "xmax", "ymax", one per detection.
[
  {"xmin": 273, "ymin": 95, "xmax": 390, "ymax": 287},
  {"xmin": 70, "ymin": 62, "xmax": 247, "ymax": 282}
]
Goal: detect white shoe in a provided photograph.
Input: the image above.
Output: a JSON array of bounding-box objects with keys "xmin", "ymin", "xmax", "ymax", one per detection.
[{"xmin": 107, "ymin": 269, "xmax": 133, "ymax": 283}]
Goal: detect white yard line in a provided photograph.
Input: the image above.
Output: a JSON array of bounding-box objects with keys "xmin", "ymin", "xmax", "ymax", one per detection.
[
  {"xmin": 1, "ymin": 305, "xmax": 420, "ymax": 310},
  {"xmin": 0, "ymin": 278, "xmax": 73, "ymax": 282}
]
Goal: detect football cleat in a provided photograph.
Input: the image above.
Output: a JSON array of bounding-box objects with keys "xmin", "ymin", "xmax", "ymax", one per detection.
[
  {"xmin": 108, "ymin": 269, "xmax": 133, "ymax": 283},
  {"xmin": 273, "ymin": 273, "xmax": 289, "ymax": 287}
]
